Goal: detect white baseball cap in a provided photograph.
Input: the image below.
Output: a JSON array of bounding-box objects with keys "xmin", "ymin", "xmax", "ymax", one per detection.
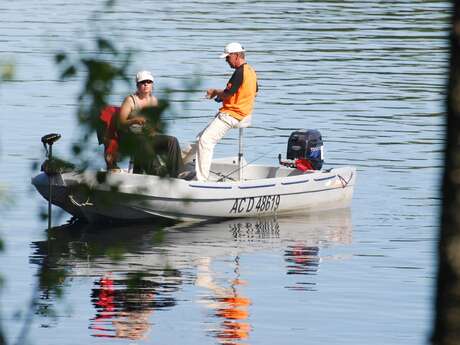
[
  {"xmin": 135, "ymin": 70, "xmax": 154, "ymax": 83},
  {"xmin": 219, "ymin": 42, "xmax": 245, "ymax": 58}
]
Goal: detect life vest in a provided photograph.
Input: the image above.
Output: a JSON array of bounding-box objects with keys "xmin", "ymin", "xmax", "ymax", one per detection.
[
  {"xmin": 220, "ymin": 64, "xmax": 258, "ymax": 120},
  {"xmin": 98, "ymin": 106, "xmax": 120, "ymax": 155}
]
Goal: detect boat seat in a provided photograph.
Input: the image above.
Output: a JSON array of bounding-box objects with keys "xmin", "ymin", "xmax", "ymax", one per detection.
[{"xmin": 236, "ymin": 114, "xmax": 252, "ymax": 128}]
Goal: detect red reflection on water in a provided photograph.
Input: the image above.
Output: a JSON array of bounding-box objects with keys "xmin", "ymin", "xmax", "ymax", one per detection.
[
  {"xmin": 284, "ymin": 244, "xmax": 320, "ymax": 291},
  {"xmin": 89, "ymin": 274, "xmax": 155, "ymax": 340}
]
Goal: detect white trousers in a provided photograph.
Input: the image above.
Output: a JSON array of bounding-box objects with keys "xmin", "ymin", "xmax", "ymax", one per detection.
[{"xmin": 195, "ymin": 112, "xmax": 240, "ymax": 181}]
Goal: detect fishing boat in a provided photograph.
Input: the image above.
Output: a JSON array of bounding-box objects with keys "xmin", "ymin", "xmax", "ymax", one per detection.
[{"xmin": 31, "ymin": 130, "xmax": 356, "ymax": 222}]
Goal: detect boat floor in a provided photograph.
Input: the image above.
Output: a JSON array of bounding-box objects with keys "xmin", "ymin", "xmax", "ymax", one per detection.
[{"xmin": 110, "ymin": 156, "xmax": 315, "ymax": 183}]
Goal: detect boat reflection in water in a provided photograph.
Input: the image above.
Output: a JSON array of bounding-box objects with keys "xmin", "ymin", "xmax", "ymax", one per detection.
[
  {"xmin": 30, "ymin": 220, "xmax": 182, "ymax": 340},
  {"xmin": 193, "ymin": 209, "xmax": 351, "ymax": 344},
  {"xmin": 30, "ymin": 208, "xmax": 352, "ymax": 342},
  {"xmin": 90, "ymin": 273, "xmax": 177, "ymax": 339},
  {"xmin": 195, "ymin": 255, "xmax": 252, "ymax": 345}
]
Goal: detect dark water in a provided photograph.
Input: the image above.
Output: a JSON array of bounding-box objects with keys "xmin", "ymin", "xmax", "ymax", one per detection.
[{"xmin": 0, "ymin": 1, "xmax": 448, "ymax": 344}]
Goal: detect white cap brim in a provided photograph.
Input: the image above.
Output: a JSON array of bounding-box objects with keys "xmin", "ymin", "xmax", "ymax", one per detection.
[
  {"xmin": 136, "ymin": 71, "xmax": 154, "ymax": 83},
  {"xmin": 219, "ymin": 53, "xmax": 229, "ymax": 58}
]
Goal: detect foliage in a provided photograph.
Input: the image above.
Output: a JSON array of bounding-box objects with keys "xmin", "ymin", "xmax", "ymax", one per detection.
[
  {"xmin": 0, "ymin": 58, "xmax": 15, "ymax": 345},
  {"xmin": 0, "ymin": 2, "xmax": 176, "ymax": 344},
  {"xmin": 1, "ymin": 0, "xmax": 204, "ymax": 342},
  {"xmin": 55, "ymin": 38, "xmax": 133, "ymax": 168},
  {"xmin": 0, "ymin": 61, "xmax": 14, "ymax": 82}
]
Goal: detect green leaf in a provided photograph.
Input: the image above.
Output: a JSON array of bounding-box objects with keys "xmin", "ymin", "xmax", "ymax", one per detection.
[
  {"xmin": 1, "ymin": 63, "xmax": 14, "ymax": 81},
  {"xmin": 54, "ymin": 52, "xmax": 67, "ymax": 64},
  {"xmin": 72, "ymin": 144, "xmax": 82, "ymax": 156},
  {"xmin": 61, "ymin": 65, "xmax": 76, "ymax": 79},
  {"xmin": 106, "ymin": 246, "xmax": 124, "ymax": 262},
  {"xmin": 97, "ymin": 38, "xmax": 117, "ymax": 54}
]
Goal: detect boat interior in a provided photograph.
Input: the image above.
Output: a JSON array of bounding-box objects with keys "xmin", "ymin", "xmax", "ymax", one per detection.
[{"xmin": 205, "ymin": 157, "xmax": 311, "ymax": 182}]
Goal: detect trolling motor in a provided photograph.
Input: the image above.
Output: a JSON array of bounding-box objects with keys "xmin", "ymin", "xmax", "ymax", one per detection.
[
  {"xmin": 41, "ymin": 133, "xmax": 61, "ymax": 229},
  {"xmin": 41, "ymin": 133, "xmax": 61, "ymax": 161},
  {"xmin": 41, "ymin": 134, "xmax": 62, "ymax": 173},
  {"xmin": 279, "ymin": 130, "xmax": 324, "ymax": 171}
]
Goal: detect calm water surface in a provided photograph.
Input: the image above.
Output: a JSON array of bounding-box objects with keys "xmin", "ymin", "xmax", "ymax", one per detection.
[{"xmin": 0, "ymin": 1, "xmax": 449, "ymax": 344}]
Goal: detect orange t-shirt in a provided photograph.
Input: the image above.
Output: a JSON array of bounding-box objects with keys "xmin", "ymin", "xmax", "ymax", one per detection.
[{"xmin": 220, "ymin": 63, "xmax": 258, "ymax": 120}]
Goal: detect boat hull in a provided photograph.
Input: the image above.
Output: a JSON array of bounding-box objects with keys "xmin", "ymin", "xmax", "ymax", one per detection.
[{"xmin": 32, "ymin": 160, "xmax": 356, "ymax": 222}]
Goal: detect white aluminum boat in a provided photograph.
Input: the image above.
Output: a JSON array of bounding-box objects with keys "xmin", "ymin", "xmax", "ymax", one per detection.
[
  {"xmin": 32, "ymin": 155, "xmax": 356, "ymax": 222},
  {"xmin": 32, "ymin": 129, "xmax": 356, "ymax": 222}
]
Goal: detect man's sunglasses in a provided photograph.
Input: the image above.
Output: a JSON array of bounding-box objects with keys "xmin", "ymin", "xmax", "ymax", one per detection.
[{"xmin": 138, "ymin": 80, "xmax": 153, "ymax": 85}]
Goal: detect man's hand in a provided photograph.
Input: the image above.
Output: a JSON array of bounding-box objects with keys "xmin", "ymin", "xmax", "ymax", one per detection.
[{"xmin": 206, "ymin": 88, "xmax": 216, "ymax": 99}]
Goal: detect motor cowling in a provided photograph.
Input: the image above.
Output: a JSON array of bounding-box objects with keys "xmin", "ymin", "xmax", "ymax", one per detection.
[{"xmin": 286, "ymin": 130, "xmax": 323, "ymax": 170}]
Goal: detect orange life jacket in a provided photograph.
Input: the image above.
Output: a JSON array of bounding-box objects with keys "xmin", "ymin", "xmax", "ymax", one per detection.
[{"xmin": 220, "ymin": 64, "xmax": 258, "ymax": 120}]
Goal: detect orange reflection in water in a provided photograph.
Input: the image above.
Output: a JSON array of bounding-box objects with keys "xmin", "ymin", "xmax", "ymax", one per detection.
[
  {"xmin": 215, "ymin": 286, "xmax": 252, "ymax": 345},
  {"xmin": 196, "ymin": 256, "xmax": 252, "ymax": 345},
  {"xmin": 215, "ymin": 264, "xmax": 251, "ymax": 345}
]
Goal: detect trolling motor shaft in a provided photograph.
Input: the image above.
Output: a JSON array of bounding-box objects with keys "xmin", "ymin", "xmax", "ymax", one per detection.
[{"xmin": 41, "ymin": 133, "xmax": 61, "ymax": 229}]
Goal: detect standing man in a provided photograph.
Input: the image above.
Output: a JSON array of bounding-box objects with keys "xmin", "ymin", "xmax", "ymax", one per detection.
[{"xmin": 196, "ymin": 42, "xmax": 258, "ymax": 181}]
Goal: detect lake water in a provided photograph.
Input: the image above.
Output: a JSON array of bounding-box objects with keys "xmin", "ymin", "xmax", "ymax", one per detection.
[{"xmin": 0, "ymin": 1, "xmax": 449, "ymax": 344}]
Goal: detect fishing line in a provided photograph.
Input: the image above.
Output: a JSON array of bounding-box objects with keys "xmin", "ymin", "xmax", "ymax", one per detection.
[{"xmin": 211, "ymin": 149, "xmax": 276, "ymax": 182}]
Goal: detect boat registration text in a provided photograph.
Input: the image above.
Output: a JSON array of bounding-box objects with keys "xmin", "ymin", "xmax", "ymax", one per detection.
[{"xmin": 229, "ymin": 195, "xmax": 281, "ymax": 214}]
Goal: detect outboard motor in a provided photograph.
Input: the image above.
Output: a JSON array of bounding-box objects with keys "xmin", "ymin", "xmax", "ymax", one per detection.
[{"xmin": 280, "ymin": 129, "xmax": 324, "ymax": 171}]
